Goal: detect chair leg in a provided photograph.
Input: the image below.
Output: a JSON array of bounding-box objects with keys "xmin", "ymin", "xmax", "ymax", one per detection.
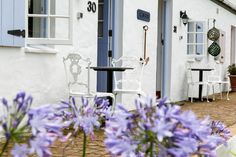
[
  {"xmin": 212, "ymin": 85, "xmax": 215, "ymax": 101},
  {"xmin": 187, "ymin": 84, "xmax": 190, "ymax": 102},
  {"xmin": 206, "ymin": 84, "xmax": 209, "ymax": 102},
  {"xmin": 112, "ymin": 93, "xmax": 118, "ymax": 112},
  {"xmin": 220, "ymin": 83, "xmax": 223, "ymax": 99},
  {"xmin": 190, "ymin": 85, "xmax": 194, "ymax": 103},
  {"xmin": 226, "ymin": 83, "xmax": 230, "ymax": 100}
]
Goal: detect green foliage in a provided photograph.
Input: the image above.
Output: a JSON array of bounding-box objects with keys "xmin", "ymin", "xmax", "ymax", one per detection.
[{"xmin": 228, "ymin": 64, "xmax": 236, "ymax": 75}]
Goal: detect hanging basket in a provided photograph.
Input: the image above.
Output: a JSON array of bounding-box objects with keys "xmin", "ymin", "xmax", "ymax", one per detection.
[{"xmin": 208, "ymin": 42, "xmax": 221, "ymax": 57}]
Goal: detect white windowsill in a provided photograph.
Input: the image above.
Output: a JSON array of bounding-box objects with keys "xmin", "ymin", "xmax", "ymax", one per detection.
[
  {"xmin": 187, "ymin": 55, "xmax": 204, "ymax": 61},
  {"xmin": 24, "ymin": 45, "xmax": 58, "ymax": 54}
]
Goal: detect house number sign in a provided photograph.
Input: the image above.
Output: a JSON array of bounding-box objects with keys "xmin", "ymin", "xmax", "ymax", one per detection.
[{"xmin": 87, "ymin": 1, "xmax": 96, "ymax": 13}]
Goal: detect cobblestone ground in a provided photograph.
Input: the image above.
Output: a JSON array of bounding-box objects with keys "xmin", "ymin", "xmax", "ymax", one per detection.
[{"xmin": 180, "ymin": 92, "xmax": 236, "ymax": 135}]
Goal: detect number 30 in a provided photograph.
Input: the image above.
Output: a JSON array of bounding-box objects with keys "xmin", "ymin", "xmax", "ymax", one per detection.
[{"xmin": 87, "ymin": 1, "xmax": 96, "ymax": 13}]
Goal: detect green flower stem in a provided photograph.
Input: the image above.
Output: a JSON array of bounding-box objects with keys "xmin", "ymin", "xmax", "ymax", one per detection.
[
  {"xmin": 150, "ymin": 141, "xmax": 153, "ymax": 157},
  {"xmin": 82, "ymin": 132, "xmax": 87, "ymax": 157},
  {"xmin": 0, "ymin": 138, "xmax": 10, "ymax": 157}
]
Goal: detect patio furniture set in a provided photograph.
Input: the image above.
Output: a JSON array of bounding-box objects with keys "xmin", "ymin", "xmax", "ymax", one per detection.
[
  {"xmin": 63, "ymin": 53, "xmax": 146, "ymax": 110},
  {"xmin": 186, "ymin": 60, "xmax": 231, "ymax": 103}
]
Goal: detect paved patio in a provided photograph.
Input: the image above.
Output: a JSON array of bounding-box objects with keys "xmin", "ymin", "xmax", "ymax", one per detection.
[{"xmin": 179, "ymin": 92, "xmax": 236, "ymax": 135}]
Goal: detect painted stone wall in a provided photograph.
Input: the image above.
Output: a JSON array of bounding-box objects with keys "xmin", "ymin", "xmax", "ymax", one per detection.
[
  {"xmin": 170, "ymin": 0, "xmax": 236, "ymax": 101},
  {"xmin": 121, "ymin": 0, "xmax": 158, "ymax": 109}
]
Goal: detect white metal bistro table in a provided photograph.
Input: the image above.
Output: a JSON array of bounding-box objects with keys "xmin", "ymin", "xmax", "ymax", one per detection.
[
  {"xmin": 91, "ymin": 66, "xmax": 133, "ymax": 93},
  {"xmin": 190, "ymin": 68, "xmax": 214, "ymax": 100}
]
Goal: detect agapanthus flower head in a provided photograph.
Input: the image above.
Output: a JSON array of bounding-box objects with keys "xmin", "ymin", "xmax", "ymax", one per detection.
[
  {"xmin": 29, "ymin": 133, "xmax": 57, "ymax": 157},
  {"xmin": 11, "ymin": 143, "xmax": 30, "ymax": 157},
  {"xmin": 0, "ymin": 91, "xmax": 33, "ymax": 140},
  {"xmin": 105, "ymin": 96, "xmax": 229, "ymax": 157},
  {"xmin": 28, "ymin": 104, "xmax": 69, "ymax": 136},
  {"xmin": 0, "ymin": 92, "xmax": 68, "ymax": 157},
  {"xmin": 63, "ymin": 96, "xmax": 112, "ymax": 136},
  {"xmin": 210, "ymin": 120, "xmax": 231, "ymax": 140}
]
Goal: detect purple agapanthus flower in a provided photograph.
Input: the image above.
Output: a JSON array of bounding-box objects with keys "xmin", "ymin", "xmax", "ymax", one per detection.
[
  {"xmin": 105, "ymin": 96, "xmax": 229, "ymax": 157},
  {"xmin": 29, "ymin": 133, "xmax": 56, "ymax": 157},
  {"xmin": 0, "ymin": 92, "xmax": 33, "ymax": 140},
  {"xmin": 11, "ymin": 144, "xmax": 30, "ymax": 157},
  {"xmin": 210, "ymin": 120, "xmax": 231, "ymax": 140},
  {"xmin": 0, "ymin": 92, "xmax": 69, "ymax": 157},
  {"xmin": 61, "ymin": 96, "xmax": 112, "ymax": 137},
  {"xmin": 28, "ymin": 105, "xmax": 69, "ymax": 136}
]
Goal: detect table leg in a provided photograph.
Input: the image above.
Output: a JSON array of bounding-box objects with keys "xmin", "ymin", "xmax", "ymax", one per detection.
[
  {"xmin": 107, "ymin": 71, "xmax": 113, "ymax": 105},
  {"xmin": 199, "ymin": 70, "xmax": 203, "ymax": 100},
  {"xmin": 107, "ymin": 71, "xmax": 113, "ymax": 93}
]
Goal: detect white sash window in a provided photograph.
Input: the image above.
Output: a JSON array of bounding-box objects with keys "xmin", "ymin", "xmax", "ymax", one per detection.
[
  {"xmin": 187, "ymin": 21, "xmax": 207, "ymax": 57},
  {"xmin": 0, "ymin": 0, "xmax": 72, "ymax": 47}
]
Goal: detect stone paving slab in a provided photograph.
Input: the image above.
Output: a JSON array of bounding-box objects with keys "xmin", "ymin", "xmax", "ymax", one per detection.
[
  {"xmin": 180, "ymin": 92, "xmax": 236, "ymax": 135},
  {"xmin": 180, "ymin": 92, "xmax": 236, "ymax": 127}
]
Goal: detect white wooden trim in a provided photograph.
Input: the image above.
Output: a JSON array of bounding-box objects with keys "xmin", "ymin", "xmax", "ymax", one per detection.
[
  {"xmin": 25, "ymin": 45, "xmax": 58, "ymax": 54},
  {"xmin": 28, "ymin": 14, "xmax": 69, "ymax": 18},
  {"xmin": 187, "ymin": 43, "xmax": 206, "ymax": 45},
  {"xmin": 26, "ymin": 38, "xmax": 72, "ymax": 45}
]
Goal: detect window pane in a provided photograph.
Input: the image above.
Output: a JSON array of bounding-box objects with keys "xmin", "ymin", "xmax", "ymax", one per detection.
[
  {"xmin": 28, "ymin": 17, "xmax": 48, "ymax": 38},
  {"xmin": 196, "ymin": 45, "xmax": 203, "ymax": 55},
  {"xmin": 187, "ymin": 33, "xmax": 195, "ymax": 43},
  {"xmin": 196, "ymin": 33, "xmax": 204, "ymax": 44},
  {"xmin": 188, "ymin": 22, "xmax": 195, "ymax": 32},
  {"xmin": 187, "ymin": 45, "xmax": 204, "ymax": 55},
  {"xmin": 50, "ymin": 18, "xmax": 69, "ymax": 39},
  {"xmin": 28, "ymin": 0, "xmax": 48, "ymax": 14},
  {"xmin": 50, "ymin": 0, "xmax": 69, "ymax": 15},
  {"xmin": 187, "ymin": 45, "xmax": 194, "ymax": 55},
  {"xmin": 196, "ymin": 22, "xmax": 204, "ymax": 32}
]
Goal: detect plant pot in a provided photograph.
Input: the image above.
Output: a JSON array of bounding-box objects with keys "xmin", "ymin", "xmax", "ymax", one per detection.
[{"xmin": 229, "ymin": 75, "xmax": 236, "ymax": 91}]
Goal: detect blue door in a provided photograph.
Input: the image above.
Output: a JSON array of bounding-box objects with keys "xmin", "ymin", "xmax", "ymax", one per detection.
[{"xmin": 97, "ymin": 0, "xmax": 111, "ymax": 92}]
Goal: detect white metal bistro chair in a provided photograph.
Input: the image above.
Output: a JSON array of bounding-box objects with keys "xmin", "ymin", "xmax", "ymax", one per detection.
[
  {"xmin": 63, "ymin": 53, "xmax": 115, "ymax": 106},
  {"xmin": 207, "ymin": 62, "xmax": 230, "ymax": 100},
  {"xmin": 111, "ymin": 56, "xmax": 146, "ymax": 98},
  {"xmin": 186, "ymin": 61, "xmax": 210, "ymax": 103}
]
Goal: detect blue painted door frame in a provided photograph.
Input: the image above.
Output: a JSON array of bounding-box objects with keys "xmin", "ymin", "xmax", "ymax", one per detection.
[
  {"xmin": 97, "ymin": 0, "xmax": 112, "ymax": 92},
  {"xmin": 161, "ymin": 0, "xmax": 172, "ymax": 98}
]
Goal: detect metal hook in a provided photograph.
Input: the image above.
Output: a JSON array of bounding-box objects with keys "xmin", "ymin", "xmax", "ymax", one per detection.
[{"xmin": 213, "ymin": 19, "xmax": 216, "ymax": 27}]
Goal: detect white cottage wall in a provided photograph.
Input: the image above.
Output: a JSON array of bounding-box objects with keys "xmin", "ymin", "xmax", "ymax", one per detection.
[
  {"xmin": 171, "ymin": 0, "xmax": 236, "ymax": 101},
  {"xmin": 121, "ymin": 0, "xmax": 158, "ymax": 109},
  {"xmin": 0, "ymin": 0, "xmax": 98, "ymax": 106}
]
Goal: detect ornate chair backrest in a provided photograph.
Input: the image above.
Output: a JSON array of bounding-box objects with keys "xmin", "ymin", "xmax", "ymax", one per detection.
[
  {"xmin": 186, "ymin": 59, "xmax": 195, "ymax": 83},
  {"xmin": 208, "ymin": 61, "xmax": 224, "ymax": 82},
  {"xmin": 112, "ymin": 56, "xmax": 145, "ymax": 91},
  {"xmin": 63, "ymin": 53, "xmax": 91, "ymax": 95}
]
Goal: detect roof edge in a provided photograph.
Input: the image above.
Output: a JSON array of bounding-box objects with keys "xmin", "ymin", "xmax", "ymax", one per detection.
[{"xmin": 210, "ymin": 0, "xmax": 236, "ymax": 15}]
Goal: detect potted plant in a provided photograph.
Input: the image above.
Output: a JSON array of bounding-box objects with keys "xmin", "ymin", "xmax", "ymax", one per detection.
[{"xmin": 228, "ymin": 64, "xmax": 236, "ymax": 91}]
